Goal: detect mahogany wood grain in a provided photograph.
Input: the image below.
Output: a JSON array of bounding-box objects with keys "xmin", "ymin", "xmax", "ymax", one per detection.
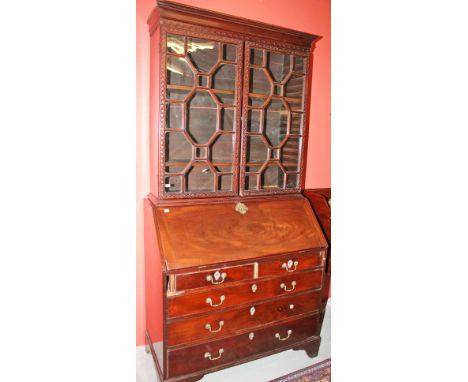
[
  {"xmin": 167, "ymin": 290, "xmax": 321, "ymax": 346},
  {"xmin": 303, "ymin": 188, "xmax": 331, "ymax": 307},
  {"xmin": 175, "ymin": 263, "xmax": 254, "ymax": 291},
  {"xmin": 167, "ymin": 314, "xmax": 320, "ymax": 378},
  {"xmin": 167, "ymin": 269, "xmax": 323, "ymax": 318},
  {"xmin": 258, "ymin": 250, "xmax": 323, "ymax": 277},
  {"xmin": 154, "ymin": 197, "xmax": 328, "ymax": 270}
]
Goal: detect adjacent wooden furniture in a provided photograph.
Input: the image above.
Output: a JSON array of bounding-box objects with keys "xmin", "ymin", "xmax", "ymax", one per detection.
[
  {"xmin": 144, "ymin": 2, "xmax": 327, "ymax": 381},
  {"xmin": 303, "ymin": 188, "xmax": 331, "ymax": 308}
]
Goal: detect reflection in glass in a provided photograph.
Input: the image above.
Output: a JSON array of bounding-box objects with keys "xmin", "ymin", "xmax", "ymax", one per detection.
[
  {"xmin": 242, "ymin": 48, "xmax": 306, "ymax": 193},
  {"xmin": 186, "ymin": 165, "xmax": 214, "ymax": 192},
  {"xmin": 188, "ymin": 38, "xmax": 219, "ymax": 73},
  {"xmin": 164, "ymin": 175, "xmax": 182, "ymax": 193},
  {"xmin": 166, "ymin": 34, "xmax": 185, "ymax": 54},
  {"xmin": 166, "ymin": 56, "xmax": 194, "ymax": 87}
]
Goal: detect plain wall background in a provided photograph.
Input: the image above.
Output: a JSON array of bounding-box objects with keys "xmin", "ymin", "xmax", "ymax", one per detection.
[{"xmin": 136, "ymin": 0, "xmax": 330, "ymax": 346}]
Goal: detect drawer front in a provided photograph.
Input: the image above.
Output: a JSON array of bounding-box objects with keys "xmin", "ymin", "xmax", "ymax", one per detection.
[
  {"xmin": 259, "ymin": 251, "xmax": 323, "ymax": 277},
  {"xmin": 167, "ymin": 314, "xmax": 320, "ymax": 378},
  {"xmin": 175, "ymin": 263, "xmax": 254, "ymax": 291},
  {"xmin": 168, "ymin": 290, "xmax": 321, "ymax": 346},
  {"xmin": 168, "ymin": 269, "xmax": 323, "ymax": 318}
]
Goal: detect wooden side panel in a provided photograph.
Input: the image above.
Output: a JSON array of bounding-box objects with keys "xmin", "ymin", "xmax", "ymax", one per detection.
[{"xmin": 144, "ymin": 199, "xmax": 164, "ymax": 345}]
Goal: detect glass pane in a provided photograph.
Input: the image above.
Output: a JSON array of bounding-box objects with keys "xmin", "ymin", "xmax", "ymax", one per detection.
[
  {"xmin": 293, "ymin": 56, "xmax": 305, "ymax": 73},
  {"xmin": 187, "ymin": 38, "xmax": 219, "ymax": 73},
  {"xmin": 165, "ymin": 103, "xmax": 183, "ymax": 130},
  {"xmin": 245, "ymin": 175, "xmax": 258, "ymax": 190},
  {"xmin": 242, "ymin": 48, "xmax": 307, "ymax": 194},
  {"xmin": 164, "ymin": 176, "xmax": 182, "ymax": 193},
  {"xmin": 186, "ymin": 164, "xmax": 214, "ymax": 192},
  {"xmin": 211, "ymin": 134, "xmax": 233, "ymax": 170},
  {"xmin": 218, "ymin": 174, "xmax": 232, "ymax": 191},
  {"xmin": 249, "ymin": 68, "xmax": 271, "ymax": 94},
  {"xmin": 286, "ymin": 173, "xmax": 299, "ymax": 188},
  {"xmin": 247, "ymin": 110, "xmax": 261, "ymax": 133},
  {"xmin": 246, "ymin": 136, "xmax": 268, "ymax": 164},
  {"xmin": 282, "ymin": 137, "xmax": 302, "ymax": 171},
  {"xmin": 261, "ymin": 166, "xmax": 284, "ymax": 189},
  {"xmin": 166, "ymin": 34, "xmax": 185, "ymax": 54},
  {"xmin": 221, "ymin": 109, "xmax": 234, "ymax": 131},
  {"xmin": 166, "ymin": 56, "xmax": 194, "ymax": 87},
  {"xmin": 165, "ymin": 132, "xmax": 191, "ymax": 163},
  {"xmin": 187, "ymin": 91, "xmax": 217, "ymax": 144},
  {"xmin": 264, "ymin": 99, "xmax": 288, "ymax": 147},
  {"xmin": 266, "ymin": 52, "xmax": 291, "ymax": 82},
  {"xmin": 223, "ymin": 44, "xmax": 236, "ymax": 62},
  {"xmin": 284, "ymin": 74, "xmax": 305, "ymax": 111},
  {"xmin": 212, "ymin": 64, "xmax": 235, "ymax": 105},
  {"xmin": 165, "ymin": 165, "xmax": 185, "ymax": 174},
  {"xmin": 250, "ymin": 49, "xmax": 263, "ymax": 66},
  {"xmin": 167, "ymin": 88, "xmax": 190, "ymax": 101}
]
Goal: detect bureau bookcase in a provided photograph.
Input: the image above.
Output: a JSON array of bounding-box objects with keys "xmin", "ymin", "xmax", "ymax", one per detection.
[{"xmin": 144, "ymin": 1, "xmax": 327, "ymax": 381}]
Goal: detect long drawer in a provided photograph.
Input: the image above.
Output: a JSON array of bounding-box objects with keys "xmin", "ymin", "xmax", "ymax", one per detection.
[
  {"xmin": 167, "ymin": 313, "xmax": 321, "ymax": 378},
  {"xmin": 167, "ymin": 269, "xmax": 323, "ymax": 318},
  {"xmin": 167, "ymin": 290, "xmax": 321, "ymax": 346}
]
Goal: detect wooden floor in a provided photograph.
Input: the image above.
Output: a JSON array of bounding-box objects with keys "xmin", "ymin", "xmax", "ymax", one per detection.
[{"xmin": 136, "ymin": 299, "xmax": 331, "ymax": 382}]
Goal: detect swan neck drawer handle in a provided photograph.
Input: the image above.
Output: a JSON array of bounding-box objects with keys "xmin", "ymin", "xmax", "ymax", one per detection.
[
  {"xmin": 206, "ymin": 271, "xmax": 227, "ymax": 285},
  {"xmin": 280, "ymin": 281, "xmax": 296, "ymax": 292},
  {"xmin": 281, "ymin": 260, "xmax": 298, "ymax": 272},
  {"xmin": 205, "ymin": 348, "xmax": 224, "ymax": 361},
  {"xmin": 205, "ymin": 321, "xmax": 224, "ymax": 333},
  {"xmin": 275, "ymin": 330, "xmax": 292, "ymax": 341},
  {"xmin": 206, "ymin": 295, "xmax": 225, "ymax": 307}
]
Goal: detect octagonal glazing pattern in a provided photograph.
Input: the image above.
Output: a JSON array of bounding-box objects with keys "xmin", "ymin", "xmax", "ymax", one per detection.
[
  {"xmin": 242, "ymin": 46, "xmax": 308, "ymax": 193},
  {"xmin": 163, "ymin": 32, "xmax": 240, "ymax": 196}
]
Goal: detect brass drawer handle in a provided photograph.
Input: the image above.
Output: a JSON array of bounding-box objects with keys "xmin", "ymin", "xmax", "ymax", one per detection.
[
  {"xmin": 205, "ymin": 348, "xmax": 224, "ymax": 361},
  {"xmin": 280, "ymin": 281, "xmax": 296, "ymax": 292},
  {"xmin": 206, "ymin": 271, "xmax": 227, "ymax": 285},
  {"xmin": 275, "ymin": 329, "xmax": 292, "ymax": 341},
  {"xmin": 205, "ymin": 320, "xmax": 224, "ymax": 333},
  {"xmin": 281, "ymin": 259, "xmax": 298, "ymax": 272},
  {"xmin": 206, "ymin": 295, "xmax": 225, "ymax": 307}
]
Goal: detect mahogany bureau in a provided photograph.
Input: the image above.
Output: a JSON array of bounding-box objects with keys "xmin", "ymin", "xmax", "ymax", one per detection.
[{"xmin": 144, "ymin": 2, "xmax": 328, "ymax": 381}]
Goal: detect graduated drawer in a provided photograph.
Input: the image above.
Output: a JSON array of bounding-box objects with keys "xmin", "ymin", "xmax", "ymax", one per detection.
[
  {"xmin": 173, "ymin": 263, "xmax": 255, "ymax": 292},
  {"xmin": 259, "ymin": 251, "xmax": 323, "ymax": 277},
  {"xmin": 167, "ymin": 290, "xmax": 321, "ymax": 346},
  {"xmin": 167, "ymin": 313, "xmax": 321, "ymax": 378},
  {"xmin": 167, "ymin": 269, "xmax": 323, "ymax": 318}
]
